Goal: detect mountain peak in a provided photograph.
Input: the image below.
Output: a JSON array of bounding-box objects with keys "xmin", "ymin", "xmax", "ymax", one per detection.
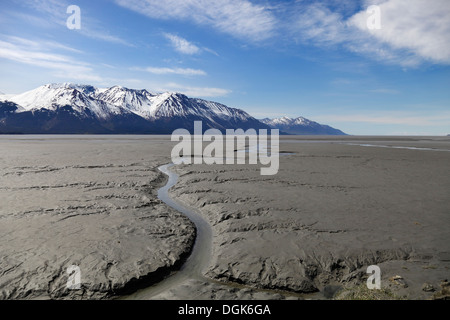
[
  {"xmin": 0, "ymin": 83, "xmax": 269, "ymax": 134},
  {"xmin": 161, "ymin": 91, "xmax": 186, "ymax": 99},
  {"xmin": 41, "ymin": 83, "xmax": 98, "ymax": 95}
]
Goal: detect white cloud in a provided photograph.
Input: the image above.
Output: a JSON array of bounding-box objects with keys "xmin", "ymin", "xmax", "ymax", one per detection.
[
  {"xmin": 16, "ymin": 0, "xmax": 132, "ymax": 46},
  {"xmin": 9, "ymin": 0, "xmax": 450, "ymax": 67},
  {"xmin": 3, "ymin": 36, "xmax": 84, "ymax": 54},
  {"xmin": 0, "ymin": 36, "xmax": 102, "ymax": 82},
  {"xmin": 80, "ymin": 29, "xmax": 133, "ymax": 46},
  {"xmin": 163, "ymin": 33, "xmax": 219, "ymax": 56},
  {"xmin": 164, "ymin": 33, "xmax": 201, "ymax": 55},
  {"xmin": 115, "ymin": 0, "xmax": 276, "ymax": 41},
  {"xmin": 317, "ymin": 112, "xmax": 450, "ymax": 126},
  {"xmin": 163, "ymin": 82, "xmax": 231, "ymax": 97},
  {"xmin": 21, "ymin": 0, "xmax": 68, "ymax": 19},
  {"xmin": 203, "ymin": 47, "xmax": 220, "ymax": 57},
  {"xmin": 348, "ymin": 0, "xmax": 450, "ymax": 64},
  {"xmin": 289, "ymin": 0, "xmax": 450, "ymax": 66},
  {"xmin": 142, "ymin": 67, "xmax": 207, "ymax": 76},
  {"xmin": 291, "ymin": 4, "xmax": 349, "ymax": 46}
]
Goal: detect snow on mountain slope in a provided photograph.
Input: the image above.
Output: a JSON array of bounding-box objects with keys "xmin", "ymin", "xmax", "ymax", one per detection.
[
  {"xmin": 261, "ymin": 116, "xmax": 347, "ymax": 135},
  {"xmin": 151, "ymin": 93, "xmax": 248, "ymax": 120},
  {"xmin": 1, "ymin": 83, "xmax": 271, "ymax": 133},
  {"xmin": 262, "ymin": 116, "xmax": 313, "ymax": 126},
  {"xmin": 94, "ymin": 85, "xmax": 158, "ymax": 119},
  {"xmin": 7, "ymin": 83, "xmax": 254, "ymax": 123},
  {"xmin": 2, "ymin": 84, "xmax": 347, "ymax": 135},
  {"xmin": 8, "ymin": 84, "xmax": 126, "ymax": 119},
  {"xmin": 93, "ymin": 85, "xmax": 256, "ymax": 125},
  {"xmin": 0, "ymin": 93, "xmax": 16, "ymax": 103}
]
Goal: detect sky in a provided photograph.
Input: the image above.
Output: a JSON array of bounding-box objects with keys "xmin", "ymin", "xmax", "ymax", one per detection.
[{"xmin": 0, "ymin": 0, "xmax": 449, "ymax": 135}]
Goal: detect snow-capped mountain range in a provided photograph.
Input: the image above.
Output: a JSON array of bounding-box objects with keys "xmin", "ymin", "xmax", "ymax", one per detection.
[
  {"xmin": 261, "ymin": 116, "xmax": 346, "ymax": 135},
  {"xmin": 0, "ymin": 83, "xmax": 346, "ymax": 135},
  {"xmin": 0, "ymin": 83, "xmax": 267, "ymax": 134}
]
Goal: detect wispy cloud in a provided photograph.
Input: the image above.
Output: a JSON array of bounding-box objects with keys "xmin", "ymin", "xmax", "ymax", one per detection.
[
  {"xmin": 290, "ymin": 3, "xmax": 349, "ymax": 46},
  {"xmin": 115, "ymin": 0, "xmax": 276, "ymax": 42},
  {"xmin": 163, "ymin": 33, "xmax": 219, "ymax": 56},
  {"xmin": 0, "ymin": 36, "xmax": 102, "ymax": 82},
  {"xmin": 20, "ymin": 0, "xmax": 67, "ymax": 19},
  {"xmin": 0, "ymin": 10, "xmax": 54, "ymax": 29},
  {"xmin": 140, "ymin": 67, "xmax": 207, "ymax": 76},
  {"xmin": 202, "ymin": 47, "xmax": 220, "ymax": 57},
  {"xmin": 162, "ymin": 82, "xmax": 231, "ymax": 97},
  {"xmin": 80, "ymin": 29, "xmax": 133, "ymax": 46},
  {"xmin": 13, "ymin": 0, "xmax": 132, "ymax": 46},
  {"xmin": 164, "ymin": 33, "xmax": 201, "ymax": 55},
  {"xmin": 115, "ymin": 0, "xmax": 450, "ymax": 66},
  {"xmin": 317, "ymin": 111, "xmax": 450, "ymax": 126},
  {"xmin": 3, "ymin": 35, "xmax": 84, "ymax": 54}
]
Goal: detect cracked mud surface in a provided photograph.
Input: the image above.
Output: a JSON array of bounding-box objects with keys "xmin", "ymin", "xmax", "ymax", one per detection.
[
  {"xmin": 0, "ymin": 136, "xmax": 195, "ymax": 299},
  {"xmin": 168, "ymin": 137, "xmax": 450, "ymax": 299}
]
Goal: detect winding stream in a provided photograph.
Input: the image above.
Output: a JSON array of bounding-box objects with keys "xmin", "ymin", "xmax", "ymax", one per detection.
[
  {"xmin": 124, "ymin": 164, "xmax": 213, "ymax": 299},
  {"xmin": 125, "ymin": 160, "xmax": 309, "ymax": 300}
]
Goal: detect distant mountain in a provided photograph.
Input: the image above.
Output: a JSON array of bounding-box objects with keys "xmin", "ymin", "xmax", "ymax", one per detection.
[
  {"xmin": 261, "ymin": 116, "xmax": 346, "ymax": 135},
  {"xmin": 0, "ymin": 83, "xmax": 269, "ymax": 134}
]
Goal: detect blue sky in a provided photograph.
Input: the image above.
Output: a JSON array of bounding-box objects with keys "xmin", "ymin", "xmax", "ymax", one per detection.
[{"xmin": 0, "ymin": 0, "xmax": 449, "ymax": 135}]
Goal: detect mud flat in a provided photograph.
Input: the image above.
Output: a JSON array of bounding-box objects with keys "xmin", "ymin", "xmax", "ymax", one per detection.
[
  {"xmin": 1, "ymin": 135, "xmax": 449, "ymax": 300},
  {"xmin": 0, "ymin": 136, "xmax": 195, "ymax": 299},
  {"xmin": 168, "ymin": 136, "xmax": 450, "ymax": 299}
]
